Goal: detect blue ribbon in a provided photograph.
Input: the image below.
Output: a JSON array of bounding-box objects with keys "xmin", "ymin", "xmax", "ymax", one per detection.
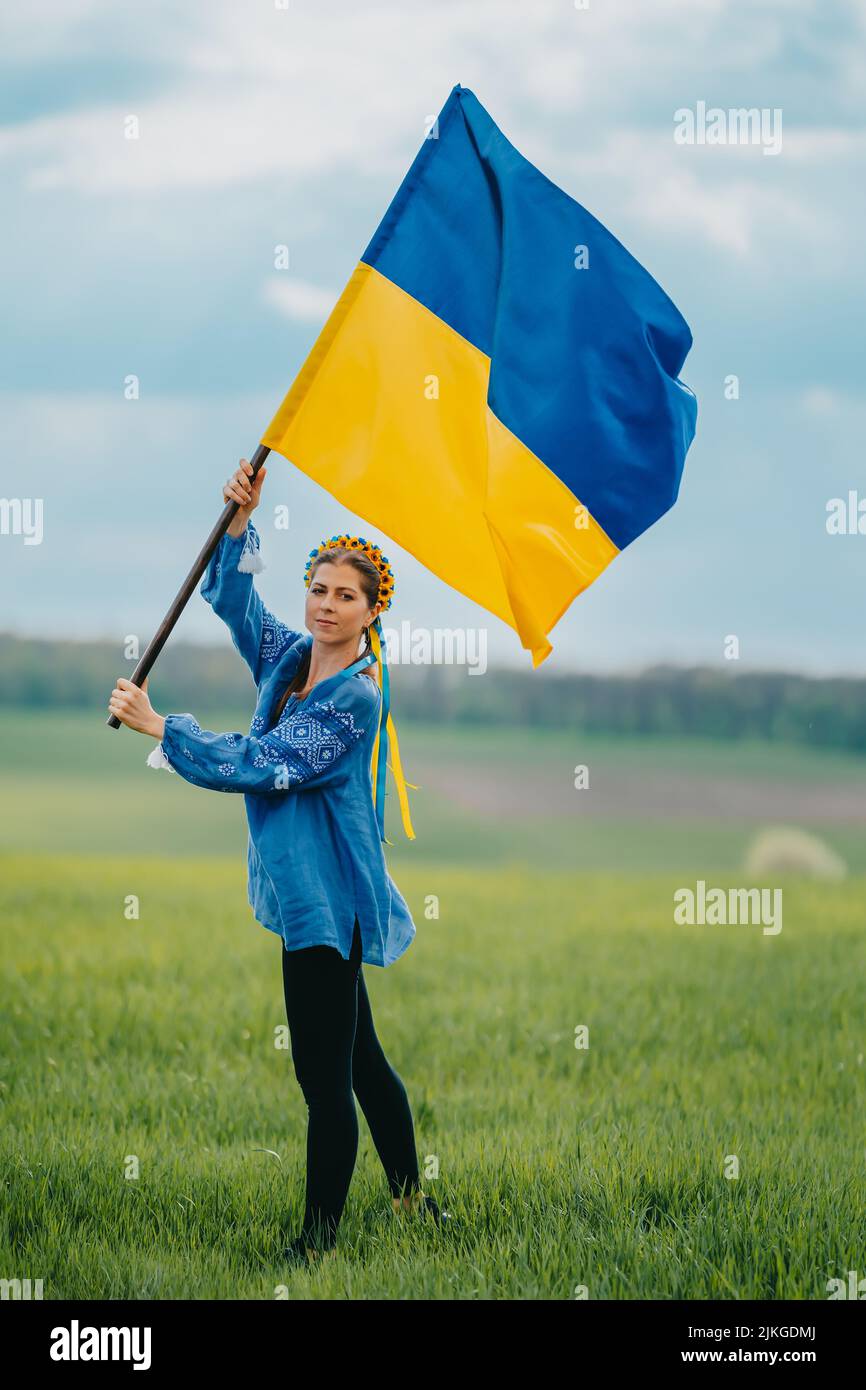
[{"xmin": 372, "ymin": 616, "xmax": 390, "ymax": 840}]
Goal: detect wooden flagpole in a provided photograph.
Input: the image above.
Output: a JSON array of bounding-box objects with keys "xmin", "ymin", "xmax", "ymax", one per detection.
[{"xmin": 106, "ymin": 444, "xmax": 271, "ymax": 729}]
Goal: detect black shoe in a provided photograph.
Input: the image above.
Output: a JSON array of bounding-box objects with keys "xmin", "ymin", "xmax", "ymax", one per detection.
[
  {"xmin": 283, "ymin": 1234, "xmax": 337, "ymax": 1268},
  {"xmin": 420, "ymin": 1194, "xmax": 451, "ymax": 1226},
  {"xmin": 395, "ymin": 1191, "xmax": 453, "ymax": 1226}
]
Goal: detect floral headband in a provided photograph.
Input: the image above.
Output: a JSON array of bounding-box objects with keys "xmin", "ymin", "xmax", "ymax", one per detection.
[{"xmin": 304, "ymin": 534, "xmax": 395, "ymax": 618}]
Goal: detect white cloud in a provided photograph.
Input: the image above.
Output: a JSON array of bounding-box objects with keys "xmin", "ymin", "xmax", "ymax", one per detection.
[
  {"xmin": 781, "ymin": 127, "xmax": 866, "ymax": 162},
  {"xmin": 0, "ymin": 0, "xmax": 857, "ymax": 280},
  {"xmin": 801, "ymin": 386, "xmax": 840, "ymax": 416},
  {"xmin": 799, "ymin": 385, "xmax": 866, "ymax": 423},
  {"xmin": 547, "ymin": 120, "xmax": 849, "ymax": 263},
  {"xmin": 1, "ymin": 0, "xmax": 858, "ymax": 209},
  {"xmin": 263, "ymin": 277, "xmax": 338, "ymax": 323}
]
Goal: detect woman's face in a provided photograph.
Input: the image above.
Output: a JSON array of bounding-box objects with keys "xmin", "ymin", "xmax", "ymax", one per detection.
[{"xmin": 305, "ymin": 560, "xmax": 376, "ymax": 643}]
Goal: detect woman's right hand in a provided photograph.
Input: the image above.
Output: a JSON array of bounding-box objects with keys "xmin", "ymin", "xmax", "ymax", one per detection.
[{"xmin": 225, "ymin": 458, "xmax": 267, "ymax": 538}]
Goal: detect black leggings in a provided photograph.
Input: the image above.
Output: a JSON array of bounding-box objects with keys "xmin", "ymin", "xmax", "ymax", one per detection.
[{"xmin": 280, "ymin": 916, "xmax": 421, "ymax": 1250}]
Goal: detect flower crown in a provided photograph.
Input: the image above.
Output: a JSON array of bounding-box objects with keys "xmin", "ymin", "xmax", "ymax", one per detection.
[{"xmin": 304, "ymin": 533, "xmax": 395, "ymax": 616}]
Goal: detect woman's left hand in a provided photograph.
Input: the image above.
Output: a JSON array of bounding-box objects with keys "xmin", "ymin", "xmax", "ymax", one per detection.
[{"xmin": 109, "ymin": 676, "xmax": 165, "ymax": 738}]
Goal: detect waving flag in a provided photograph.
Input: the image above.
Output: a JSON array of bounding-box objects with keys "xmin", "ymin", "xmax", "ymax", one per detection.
[{"xmin": 261, "ymin": 84, "xmax": 697, "ymax": 667}]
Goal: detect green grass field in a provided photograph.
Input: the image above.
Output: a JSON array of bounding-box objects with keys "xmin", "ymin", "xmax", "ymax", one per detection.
[
  {"xmin": 2, "ymin": 708, "xmax": 866, "ymax": 1297},
  {"xmin": 3, "ymin": 707, "xmax": 866, "ymax": 872}
]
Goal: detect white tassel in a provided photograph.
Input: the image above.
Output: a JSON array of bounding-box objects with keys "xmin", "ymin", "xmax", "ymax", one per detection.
[
  {"xmin": 146, "ymin": 743, "xmax": 175, "ymax": 771},
  {"xmin": 237, "ymin": 527, "xmax": 265, "ymax": 573}
]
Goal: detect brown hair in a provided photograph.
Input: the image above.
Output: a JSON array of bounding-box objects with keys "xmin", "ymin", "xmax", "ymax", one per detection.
[{"xmin": 271, "ymin": 545, "xmax": 381, "ymax": 724}]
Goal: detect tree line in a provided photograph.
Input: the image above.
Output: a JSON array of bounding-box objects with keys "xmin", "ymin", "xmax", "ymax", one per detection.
[{"xmin": 1, "ymin": 633, "xmax": 863, "ymax": 753}]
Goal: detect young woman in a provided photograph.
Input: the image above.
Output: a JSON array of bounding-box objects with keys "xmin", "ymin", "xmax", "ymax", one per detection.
[{"xmin": 108, "ymin": 457, "xmax": 447, "ymax": 1266}]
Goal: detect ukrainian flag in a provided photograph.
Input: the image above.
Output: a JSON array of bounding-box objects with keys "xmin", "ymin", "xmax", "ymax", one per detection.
[{"xmin": 262, "ymin": 84, "xmax": 697, "ymax": 667}]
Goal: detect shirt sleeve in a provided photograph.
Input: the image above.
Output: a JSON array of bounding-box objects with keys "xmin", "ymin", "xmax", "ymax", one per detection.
[
  {"xmin": 147, "ymin": 674, "xmax": 382, "ymax": 796},
  {"xmin": 199, "ymin": 520, "xmax": 303, "ymax": 687}
]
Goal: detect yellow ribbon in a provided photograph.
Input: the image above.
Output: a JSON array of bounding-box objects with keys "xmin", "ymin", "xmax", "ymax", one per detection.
[{"xmin": 369, "ymin": 622, "xmax": 419, "ymax": 844}]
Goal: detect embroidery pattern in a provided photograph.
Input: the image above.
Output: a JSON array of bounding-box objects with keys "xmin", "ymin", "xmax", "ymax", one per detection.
[
  {"xmin": 251, "ymin": 754, "xmax": 307, "ymax": 783},
  {"xmin": 260, "ymin": 606, "xmax": 298, "ymax": 665},
  {"xmin": 328, "ymin": 705, "xmax": 367, "ymax": 739},
  {"xmin": 253, "ymin": 699, "xmax": 365, "ymax": 781}
]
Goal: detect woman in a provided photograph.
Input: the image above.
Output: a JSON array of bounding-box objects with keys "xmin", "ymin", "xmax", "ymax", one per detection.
[{"xmin": 108, "ymin": 457, "xmax": 447, "ymax": 1267}]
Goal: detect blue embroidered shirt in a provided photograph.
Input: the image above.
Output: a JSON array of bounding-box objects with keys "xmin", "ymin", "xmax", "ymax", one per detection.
[{"xmin": 146, "ymin": 520, "xmax": 416, "ymax": 968}]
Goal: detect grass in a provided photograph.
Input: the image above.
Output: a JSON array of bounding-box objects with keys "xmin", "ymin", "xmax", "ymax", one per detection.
[
  {"xmin": 2, "ymin": 851, "xmax": 865, "ymax": 1299},
  {"xmin": 2, "ymin": 707, "xmax": 866, "ymax": 872}
]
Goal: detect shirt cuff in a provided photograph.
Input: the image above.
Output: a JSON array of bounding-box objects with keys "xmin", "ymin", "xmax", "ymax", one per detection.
[
  {"xmin": 236, "ymin": 521, "xmax": 264, "ymax": 573},
  {"xmin": 159, "ymin": 713, "xmax": 197, "ymax": 767}
]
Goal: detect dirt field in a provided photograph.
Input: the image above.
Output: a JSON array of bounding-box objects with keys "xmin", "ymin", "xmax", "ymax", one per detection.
[{"xmin": 409, "ymin": 750, "xmax": 866, "ymax": 822}]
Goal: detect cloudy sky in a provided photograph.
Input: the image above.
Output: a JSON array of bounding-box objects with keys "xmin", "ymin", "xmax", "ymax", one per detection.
[{"xmin": 1, "ymin": 0, "xmax": 864, "ymax": 676}]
